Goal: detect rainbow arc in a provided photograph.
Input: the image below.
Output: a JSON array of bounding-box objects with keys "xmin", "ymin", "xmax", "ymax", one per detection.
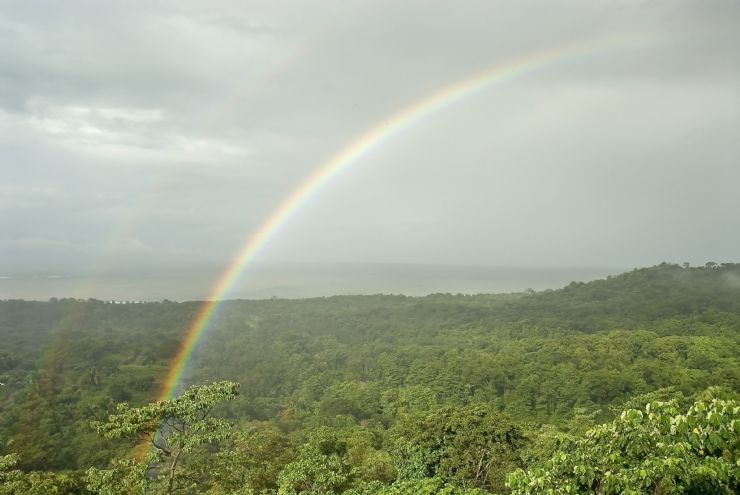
[{"xmin": 156, "ymin": 30, "xmax": 670, "ymax": 401}]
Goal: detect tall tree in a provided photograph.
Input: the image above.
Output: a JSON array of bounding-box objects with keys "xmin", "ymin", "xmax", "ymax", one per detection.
[{"xmin": 88, "ymin": 381, "xmax": 239, "ymax": 495}]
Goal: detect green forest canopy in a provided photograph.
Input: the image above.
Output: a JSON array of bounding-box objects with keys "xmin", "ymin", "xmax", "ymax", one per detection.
[{"xmin": 0, "ymin": 262, "xmax": 738, "ymax": 493}]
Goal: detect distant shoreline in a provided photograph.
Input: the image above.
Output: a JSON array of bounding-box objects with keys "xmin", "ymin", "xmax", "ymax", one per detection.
[{"xmin": 0, "ymin": 263, "xmax": 625, "ymax": 302}]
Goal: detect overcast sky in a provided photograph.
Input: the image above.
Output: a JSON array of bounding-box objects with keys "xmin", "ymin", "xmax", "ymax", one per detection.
[{"xmin": 1, "ymin": 0, "xmax": 739, "ymax": 281}]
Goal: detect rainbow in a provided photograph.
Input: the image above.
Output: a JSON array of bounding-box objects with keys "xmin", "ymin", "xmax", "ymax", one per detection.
[{"xmin": 156, "ymin": 30, "xmax": 670, "ymax": 401}]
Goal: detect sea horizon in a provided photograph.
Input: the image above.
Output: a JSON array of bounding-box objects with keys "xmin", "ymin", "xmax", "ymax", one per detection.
[{"xmin": 0, "ymin": 262, "xmax": 627, "ymax": 302}]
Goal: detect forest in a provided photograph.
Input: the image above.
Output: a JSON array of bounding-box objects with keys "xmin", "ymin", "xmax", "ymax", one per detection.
[{"xmin": 0, "ymin": 262, "xmax": 738, "ymax": 494}]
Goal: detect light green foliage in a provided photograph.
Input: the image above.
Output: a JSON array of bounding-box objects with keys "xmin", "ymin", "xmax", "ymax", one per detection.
[
  {"xmin": 0, "ymin": 454, "xmax": 83, "ymax": 494},
  {"xmin": 0, "ymin": 454, "xmax": 29, "ymax": 495},
  {"xmin": 277, "ymin": 428, "xmax": 354, "ymax": 495},
  {"xmin": 94, "ymin": 381, "xmax": 238, "ymax": 450},
  {"xmin": 507, "ymin": 397, "xmax": 739, "ymax": 494},
  {"xmin": 348, "ymin": 477, "xmax": 489, "ymax": 494},
  {"xmin": 91, "ymin": 381, "xmax": 239, "ymax": 495},
  {"xmin": 84, "ymin": 458, "xmax": 148, "ymax": 495},
  {"xmin": 518, "ymin": 424, "xmax": 571, "ymax": 468}
]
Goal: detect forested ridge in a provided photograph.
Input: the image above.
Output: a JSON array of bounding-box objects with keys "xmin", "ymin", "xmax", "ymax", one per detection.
[{"xmin": 0, "ymin": 263, "xmax": 738, "ymax": 494}]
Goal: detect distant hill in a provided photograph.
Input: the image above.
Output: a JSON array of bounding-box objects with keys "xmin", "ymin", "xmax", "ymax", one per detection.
[{"xmin": 491, "ymin": 262, "xmax": 740, "ymax": 330}]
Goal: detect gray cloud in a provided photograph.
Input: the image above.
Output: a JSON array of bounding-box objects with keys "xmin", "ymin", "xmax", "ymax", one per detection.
[{"xmin": 1, "ymin": 0, "xmax": 738, "ymax": 286}]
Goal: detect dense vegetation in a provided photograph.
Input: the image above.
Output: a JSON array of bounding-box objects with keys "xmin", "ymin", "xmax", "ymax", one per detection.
[{"xmin": 0, "ymin": 263, "xmax": 738, "ymax": 493}]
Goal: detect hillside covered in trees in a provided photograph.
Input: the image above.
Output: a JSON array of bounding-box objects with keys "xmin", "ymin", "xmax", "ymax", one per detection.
[{"xmin": 0, "ymin": 263, "xmax": 738, "ymax": 494}]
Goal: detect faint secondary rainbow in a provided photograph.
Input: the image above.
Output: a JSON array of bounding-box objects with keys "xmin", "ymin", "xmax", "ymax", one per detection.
[{"xmin": 156, "ymin": 30, "xmax": 669, "ymax": 401}]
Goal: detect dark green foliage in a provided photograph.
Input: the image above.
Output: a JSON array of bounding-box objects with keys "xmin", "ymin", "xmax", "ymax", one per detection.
[
  {"xmin": 202, "ymin": 425, "xmax": 296, "ymax": 493},
  {"xmin": 0, "ymin": 263, "xmax": 738, "ymax": 493},
  {"xmin": 391, "ymin": 405, "xmax": 526, "ymax": 492}
]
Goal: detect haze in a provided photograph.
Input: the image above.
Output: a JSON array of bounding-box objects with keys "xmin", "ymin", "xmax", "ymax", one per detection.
[{"xmin": 1, "ymin": 1, "xmax": 739, "ymax": 299}]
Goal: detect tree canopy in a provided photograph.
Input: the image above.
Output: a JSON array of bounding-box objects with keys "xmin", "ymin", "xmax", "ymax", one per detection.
[{"xmin": 0, "ymin": 263, "xmax": 738, "ymax": 493}]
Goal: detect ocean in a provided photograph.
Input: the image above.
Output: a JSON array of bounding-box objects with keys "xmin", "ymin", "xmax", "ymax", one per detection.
[{"xmin": 0, "ymin": 263, "xmax": 624, "ymax": 302}]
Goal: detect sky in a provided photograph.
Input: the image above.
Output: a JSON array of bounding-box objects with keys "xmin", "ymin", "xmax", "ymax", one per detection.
[{"xmin": 1, "ymin": 0, "xmax": 739, "ymax": 288}]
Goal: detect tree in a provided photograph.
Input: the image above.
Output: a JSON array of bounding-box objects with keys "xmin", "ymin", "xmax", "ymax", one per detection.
[
  {"xmin": 88, "ymin": 381, "xmax": 239, "ymax": 495},
  {"xmin": 347, "ymin": 477, "xmax": 489, "ymax": 495},
  {"xmin": 507, "ymin": 395, "xmax": 739, "ymax": 494},
  {"xmin": 277, "ymin": 428, "xmax": 354, "ymax": 495},
  {"xmin": 0, "ymin": 454, "xmax": 83, "ymax": 495},
  {"xmin": 201, "ymin": 425, "xmax": 296, "ymax": 494},
  {"xmin": 391, "ymin": 404, "xmax": 526, "ymax": 493}
]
